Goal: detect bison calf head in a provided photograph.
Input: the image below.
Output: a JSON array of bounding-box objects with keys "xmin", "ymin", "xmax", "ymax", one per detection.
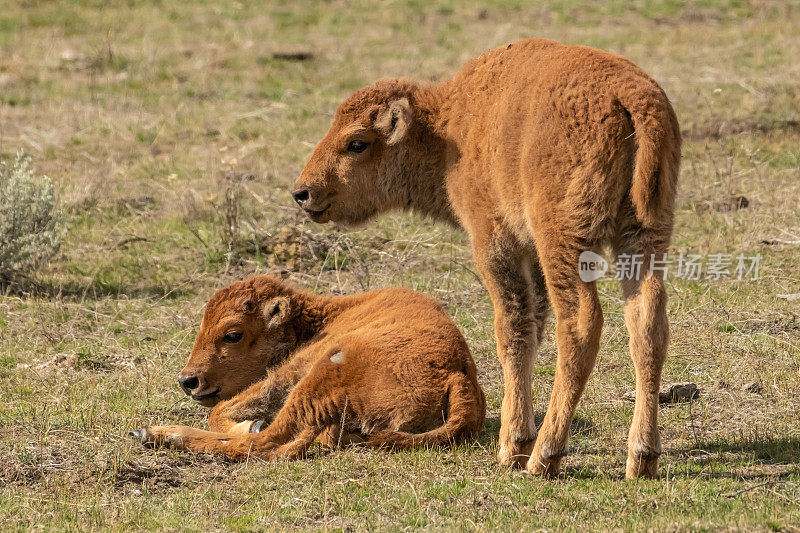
[
  {"xmin": 292, "ymin": 80, "xmax": 423, "ymax": 225},
  {"xmin": 178, "ymin": 279, "xmax": 296, "ymax": 406}
]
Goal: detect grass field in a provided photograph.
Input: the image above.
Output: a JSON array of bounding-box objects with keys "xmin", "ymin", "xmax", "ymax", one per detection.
[{"xmin": 1, "ymin": 0, "xmax": 799, "ymax": 530}]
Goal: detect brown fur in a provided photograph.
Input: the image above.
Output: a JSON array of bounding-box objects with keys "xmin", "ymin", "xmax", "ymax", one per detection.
[
  {"xmin": 293, "ymin": 39, "xmax": 681, "ymax": 478},
  {"xmin": 133, "ymin": 275, "xmax": 485, "ymax": 460}
]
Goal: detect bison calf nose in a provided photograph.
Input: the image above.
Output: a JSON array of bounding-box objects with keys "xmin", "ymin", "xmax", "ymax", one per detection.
[
  {"xmin": 292, "ymin": 189, "xmax": 310, "ymax": 207},
  {"xmin": 178, "ymin": 375, "xmax": 199, "ymax": 395}
]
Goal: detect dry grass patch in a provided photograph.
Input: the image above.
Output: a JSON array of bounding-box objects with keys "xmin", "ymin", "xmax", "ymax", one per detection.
[{"xmin": 1, "ymin": 0, "xmax": 799, "ymax": 530}]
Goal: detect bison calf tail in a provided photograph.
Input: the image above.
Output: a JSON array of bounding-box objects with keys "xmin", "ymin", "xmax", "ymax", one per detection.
[
  {"xmin": 366, "ymin": 373, "xmax": 485, "ymax": 450},
  {"xmin": 619, "ymin": 83, "xmax": 682, "ymax": 230}
]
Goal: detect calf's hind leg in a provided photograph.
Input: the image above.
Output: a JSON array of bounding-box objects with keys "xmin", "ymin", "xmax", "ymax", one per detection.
[
  {"xmin": 617, "ymin": 243, "xmax": 670, "ymax": 479},
  {"xmin": 527, "ymin": 238, "xmax": 603, "ymax": 478},
  {"xmin": 472, "ymin": 230, "xmax": 549, "ymax": 468}
]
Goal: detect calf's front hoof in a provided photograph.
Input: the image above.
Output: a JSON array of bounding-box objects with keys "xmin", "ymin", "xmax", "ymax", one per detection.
[
  {"xmin": 128, "ymin": 426, "xmax": 176, "ymax": 449},
  {"xmin": 129, "ymin": 428, "xmax": 152, "ymax": 447}
]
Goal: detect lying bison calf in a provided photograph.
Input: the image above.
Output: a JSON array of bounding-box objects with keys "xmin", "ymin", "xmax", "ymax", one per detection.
[{"xmin": 131, "ymin": 275, "xmax": 485, "ymax": 460}]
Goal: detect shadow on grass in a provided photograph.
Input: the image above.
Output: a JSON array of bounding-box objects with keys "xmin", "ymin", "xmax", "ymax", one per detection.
[
  {"xmin": 676, "ymin": 435, "xmax": 800, "ymax": 466},
  {"xmin": 479, "ymin": 414, "xmax": 597, "ymax": 448},
  {"xmin": 2, "ymin": 277, "xmax": 195, "ymax": 301},
  {"xmin": 478, "ymin": 417, "xmax": 800, "ymax": 481}
]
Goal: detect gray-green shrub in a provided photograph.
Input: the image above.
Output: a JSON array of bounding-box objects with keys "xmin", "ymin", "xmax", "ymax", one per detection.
[{"xmin": 0, "ymin": 151, "xmax": 64, "ymax": 284}]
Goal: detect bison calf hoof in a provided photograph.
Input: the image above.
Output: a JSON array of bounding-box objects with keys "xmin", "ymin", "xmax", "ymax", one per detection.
[
  {"xmin": 228, "ymin": 420, "xmax": 263, "ymax": 435},
  {"xmin": 526, "ymin": 456, "xmax": 561, "ymax": 478},
  {"xmin": 129, "ymin": 427, "xmax": 178, "ymax": 449},
  {"xmin": 497, "ymin": 439, "xmax": 534, "ymax": 469},
  {"xmin": 526, "ymin": 448, "xmax": 564, "ymax": 479},
  {"xmin": 625, "ymin": 453, "xmax": 659, "ymax": 479},
  {"xmin": 129, "ymin": 428, "xmax": 153, "ymax": 448}
]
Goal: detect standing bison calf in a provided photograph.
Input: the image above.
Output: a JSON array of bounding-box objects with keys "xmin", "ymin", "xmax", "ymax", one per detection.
[
  {"xmin": 131, "ymin": 275, "xmax": 485, "ymax": 460},
  {"xmin": 293, "ymin": 38, "xmax": 681, "ymax": 478}
]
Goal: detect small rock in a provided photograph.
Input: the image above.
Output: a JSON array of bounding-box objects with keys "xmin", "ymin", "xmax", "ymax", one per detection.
[
  {"xmin": 271, "ymin": 52, "xmax": 314, "ymax": 62},
  {"xmin": 623, "ymin": 382, "xmax": 699, "ymax": 404},
  {"xmin": 622, "ymin": 390, "xmax": 637, "ymax": 402},
  {"xmin": 742, "ymin": 382, "xmax": 762, "ymax": 394},
  {"xmin": 714, "ymin": 195, "xmax": 749, "ymax": 212},
  {"xmin": 659, "ymin": 382, "xmax": 699, "ymax": 403},
  {"xmin": 60, "ymin": 49, "xmax": 83, "ymax": 62},
  {"xmin": 33, "ymin": 352, "xmax": 78, "ymax": 371}
]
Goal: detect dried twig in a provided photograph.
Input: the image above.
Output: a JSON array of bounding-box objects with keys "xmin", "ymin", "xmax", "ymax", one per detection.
[{"xmin": 722, "ymin": 480, "xmax": 795, "ymax": 498}]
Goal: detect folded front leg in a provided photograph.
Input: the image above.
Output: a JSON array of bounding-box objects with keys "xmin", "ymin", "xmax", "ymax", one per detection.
[
  {"xmin": 133, "ymin": 352, "xmax": 351, "ymax": 461},
  {"xmin": 318, "ymin": 424, "xmax": 365, "ymax": 448},
  {"xmin": 130, "ymin": 425, "xmax": 265, "ymax": 456},
  {"xmin": 208, "ymin": 377, "xmax": 293, "ymax": 434},
  {"xmin": 130, "ymin": 424, "xmax": 305, "ymax": 460}
]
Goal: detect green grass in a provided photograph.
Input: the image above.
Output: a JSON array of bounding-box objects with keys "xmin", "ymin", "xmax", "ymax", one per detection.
[{"xmin": 1, "ymin": 0, "xmax": 800, "ymax": 530}]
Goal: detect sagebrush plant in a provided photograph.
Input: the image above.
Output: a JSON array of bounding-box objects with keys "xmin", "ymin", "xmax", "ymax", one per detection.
[{"xmin": 0, "ymin": 151, "xmax": 64, "ymax": 284}]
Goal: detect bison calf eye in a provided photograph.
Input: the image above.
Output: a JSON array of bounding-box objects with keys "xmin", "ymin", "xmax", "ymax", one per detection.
[
  {"xmin": 223, "ymin": 332, "xmax": 243, "ymax": 344},
  {"xmin": 346, "ymin": 140, "xmax": 369, "ymax": 153}
]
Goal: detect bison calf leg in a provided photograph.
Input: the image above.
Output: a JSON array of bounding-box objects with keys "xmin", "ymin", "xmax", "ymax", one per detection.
[
  {"xmin": 131, "ymin": 425, "xmax": 262, "ymax": 455},
  {"xmin": 318, "ymin": 424, "xmax": 365, "ymax": 448},
  {"xmin": 208, "ymin": 378, "xmax": 291, "ymax": 434},
  {"xmin": 527, "ymin": 241, "xmax": 603, "ymax": 478},
  {"xmin": 620, "ymin": 253, "xmax": 669, "ymax": 479},
  {"xmin": 131, "ymin": 421, "xmax": 317, "ymax": 461},
  {"xmin": 473, "ymin": 232, "xmax": 548, "ymax": 468},
  {"xmin": 134, "ymin": 363, "xmax": 350, "ymax": 461}
]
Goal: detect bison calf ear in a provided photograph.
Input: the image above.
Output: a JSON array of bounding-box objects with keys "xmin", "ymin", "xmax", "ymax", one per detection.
[
  {"xmin": 263, "ymin": 296, "xmax": 291, "ymax": 328},
  {"xmin": 374, "ymin": 98, "xmax": 412, "ymax": 146}
]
